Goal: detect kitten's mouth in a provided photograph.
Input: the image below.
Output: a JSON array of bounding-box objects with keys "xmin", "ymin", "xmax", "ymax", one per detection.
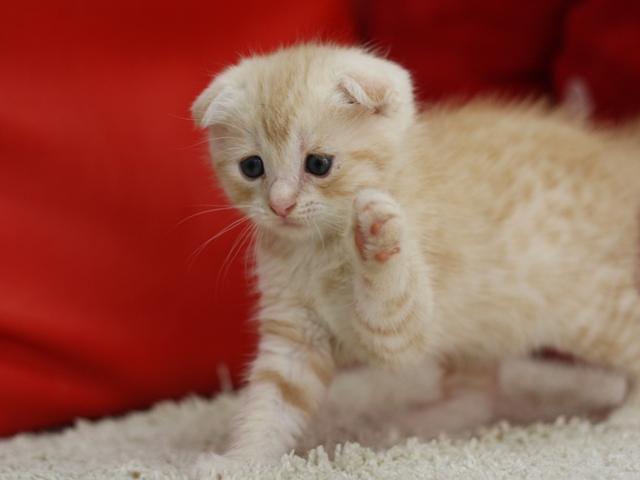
[
  {"xmin": 280, "ymin": 217, "xmax": 302, "ymax": 228},
  {"xmin": 266, "ymin": 214, "xmax": 317, "ymax": 234}
]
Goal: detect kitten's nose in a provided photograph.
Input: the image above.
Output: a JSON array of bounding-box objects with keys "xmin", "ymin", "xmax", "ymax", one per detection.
[
  {"xmin": 269, "ymin": 200, "xmax": 297, "ymax": 218},
  {"xmin": 269, "ymin": 180, "xmax": 298, "ymax": 218}
]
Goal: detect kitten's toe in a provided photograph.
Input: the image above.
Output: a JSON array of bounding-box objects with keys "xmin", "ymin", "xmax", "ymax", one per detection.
[
  {"xmin": 353, "ymin": 189, "xmax": 403, "ymax": 262},
  {"xmin": 190, "ymin": 453, "xmax": 239, "ymax": 480}
]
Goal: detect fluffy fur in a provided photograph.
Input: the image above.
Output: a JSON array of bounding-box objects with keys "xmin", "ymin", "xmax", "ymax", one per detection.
[{"xmin": 190, "ymin": 44, "xmax": 640, "ymax": 477}]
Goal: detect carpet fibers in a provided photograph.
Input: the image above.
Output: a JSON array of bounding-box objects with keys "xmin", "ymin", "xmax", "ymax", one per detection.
[{"xmin": 2, "ymin": 360, "xmax": 640, "ymax": 480}]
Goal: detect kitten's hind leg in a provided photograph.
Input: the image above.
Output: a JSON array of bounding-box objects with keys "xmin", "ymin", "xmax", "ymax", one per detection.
[
  {"xmin": 606, "ymin": 377, "xmax": 640, "ymax": 428},
  {"xmin": 584, "ymin": 291, "xmax": 640, "ymax": 427},
  {"xmin": 606, "ymin": 366, "xmax": 640, "ymax": 428},
  {"xmin": 351, "ymin": 189, "xmax": 435, "ymax": 365}
]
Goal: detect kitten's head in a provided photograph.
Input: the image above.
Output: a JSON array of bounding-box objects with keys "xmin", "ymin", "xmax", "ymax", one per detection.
[{"xmin": 192, "ymin": 44, "xmax": 416, "ymax": 242}]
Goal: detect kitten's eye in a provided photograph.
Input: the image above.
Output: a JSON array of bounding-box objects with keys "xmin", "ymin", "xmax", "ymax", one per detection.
[
  {"xmin": 239, "ymin": 156, "xmax": 264, "ymax": 179},
  {"xmin": 305, "ymin": 154, "xmax": 333, "ymax": 177}
]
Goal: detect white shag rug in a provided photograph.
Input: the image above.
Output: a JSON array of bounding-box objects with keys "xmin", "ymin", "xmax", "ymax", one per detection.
[{"xmin": 2, "ymin": 358, "xmax": 640, "ymax": 480}]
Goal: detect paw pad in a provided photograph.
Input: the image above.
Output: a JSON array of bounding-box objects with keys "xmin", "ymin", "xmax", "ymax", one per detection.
[{"xmin": 353, "ymin": 190, "xmax": 403, "ymax": 263}]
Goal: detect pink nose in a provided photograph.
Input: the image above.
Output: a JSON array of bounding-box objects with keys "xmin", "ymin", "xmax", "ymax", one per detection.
[{"xmin": 269, "ymin": 201, "xmax": 297, "ymax": 218}]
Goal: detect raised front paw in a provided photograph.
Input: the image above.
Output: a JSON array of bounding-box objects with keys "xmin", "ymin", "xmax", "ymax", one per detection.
[
  {"xmin": 190, "ymin": 453, "xmax": 240, "ymax": 480},
  {"xmin": 353, "ymin": 189, "xmax": 403, "ymax": 263}
]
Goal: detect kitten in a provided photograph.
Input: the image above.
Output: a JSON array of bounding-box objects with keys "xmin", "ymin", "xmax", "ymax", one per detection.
[{"xmin": 190, "ymin": 44, "xmax": 640, "ymax": 476}]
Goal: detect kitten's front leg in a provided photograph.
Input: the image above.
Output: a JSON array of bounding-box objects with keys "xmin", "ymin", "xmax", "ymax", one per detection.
[
  {"xmin": 192, "ymin": 314, "xmax": 335, "ymax": 478},
  {"xmin": 351, "ymin": 189, "xmax": 434, "ymax": 365}
]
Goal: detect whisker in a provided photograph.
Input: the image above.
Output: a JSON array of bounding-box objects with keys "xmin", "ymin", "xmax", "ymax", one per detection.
[
  {"xmin": 192, "ymin": 204, "xmax": 252, "ymax": 209},
  {"xmin": 167, "ymin": 113, "xmax": 197, "ymax": 122},
  {"xmin": 186, "ymin": 237, "xmax": 217, "ymax": 271},
  {"xmin": 208, "ymin": 136, "xmax": 240, "ymax": 141},
  {"xmin": 175, "ymin": 138, "xmax": 214, "ymax": 150},
  {"xmin": 217, "ymin": 222, "xmax": 256, "ymax": 290},
  {"xmin": 208, "ymin": 216, "xmax": 252, "ymax": 242},
  {"xmin": 172, "ymin": 207, "xmax": 240, "ymax": 230},
  {"xmin": 318, "ymin": 216, "xmax": 344, "ymax": 234},
  {"xmin": 211, "ymin": 120, "xmax": 252, "ymax": 136},
  {"xmin": 174, "ymin": 132, "xmax": 242, "ymax": 151},
  {"xmin": 312, "ymin": 218, "xmax": 325, "ymax": 250},
  {"xmin": 186, "ymin": 216, "xmax": 252, "ymax": 270},
  {"xmin": 230, "ymin": 224, "xmax": 257, "ymax": 275},
  {"xmin": 251, "ymin": 226, "xmax": 264, "ymax": 271},
  {"xmin": 197, "ymin": 137, "xmax": 237, "ymax": 148},
  {"xmin": 170, "ymin": 205, "xmax": 253, "ymax": 233}
]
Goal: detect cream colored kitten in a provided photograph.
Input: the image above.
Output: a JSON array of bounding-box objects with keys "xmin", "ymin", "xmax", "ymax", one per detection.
[{"xmin": 190, "ymin": 44, "xmax": 640, "ymax": 476}]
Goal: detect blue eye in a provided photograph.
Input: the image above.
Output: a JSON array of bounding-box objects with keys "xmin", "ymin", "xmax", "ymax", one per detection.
[
  {"xmin": 305, "ymin": 154, "xmax": 333, "ymax": 177},
  {"xmin": 239, "ymin": 156, "xmax": 264, "ymax": 179}
]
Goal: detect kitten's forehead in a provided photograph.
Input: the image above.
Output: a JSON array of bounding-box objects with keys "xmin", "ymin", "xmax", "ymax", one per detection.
[{"xmin": 249, "ymin": 53, "xmax": 333, "ymax": 138}]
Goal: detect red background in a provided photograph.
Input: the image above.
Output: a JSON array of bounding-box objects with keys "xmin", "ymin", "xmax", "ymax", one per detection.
[{"xmin": 1, "ymin": 0, "xmax": 638, "ymax": 436}]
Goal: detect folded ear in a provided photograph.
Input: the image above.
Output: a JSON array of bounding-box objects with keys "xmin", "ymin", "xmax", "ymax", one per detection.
[
  {"xmin": 191, "ymin": 79, "xmax": 238, "ymax": 128},
  {"xmin": 336, "ymin": 71, "xmax": 392, "ymax": 113}
]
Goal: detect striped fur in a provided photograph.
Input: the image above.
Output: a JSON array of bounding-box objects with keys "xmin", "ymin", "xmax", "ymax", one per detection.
[{"xmin": 191, "ymin": 44, "xmax": 640, "ymax": 473}]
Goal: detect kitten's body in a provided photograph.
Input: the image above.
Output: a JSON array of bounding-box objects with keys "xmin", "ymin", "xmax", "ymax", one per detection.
[
  {"xmin": 191, "ymin": 44, "xmax": 640, "ymax": 476},
  {"xmin": 392, "ymin": 104, "xmax": 640, "ymax": 365},
  {"xmin": 260, "ymin": 103, "xmax": 640, "ymax": 367}
]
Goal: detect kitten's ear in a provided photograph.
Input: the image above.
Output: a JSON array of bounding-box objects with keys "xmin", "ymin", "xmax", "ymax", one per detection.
[
  {"xmin": 336, "ymin": 71, "xmax": 391, "ymax": 113},
  {"xmin": 191, "ymin": 79, "xmax": 237, "ymax": 128}
]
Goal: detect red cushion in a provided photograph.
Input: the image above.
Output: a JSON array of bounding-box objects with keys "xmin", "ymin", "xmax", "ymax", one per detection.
[
  {"xmin": 360, "ymin": 0, "xmax": 640, "ymax": 120},
  {"xmin": 554, "ymin": 0, "xmax": 640, "ymax": 120},
  {"xmin": 0, "ymin": 0, "xmax": 354, "ymax": 436},
  {"xmin": 358, "ymin": 0, "xmax": 577, "ymax": 101},
  {"xmin": 4, "ymin": 0, "xmax": 638, "ymax": 438}
]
